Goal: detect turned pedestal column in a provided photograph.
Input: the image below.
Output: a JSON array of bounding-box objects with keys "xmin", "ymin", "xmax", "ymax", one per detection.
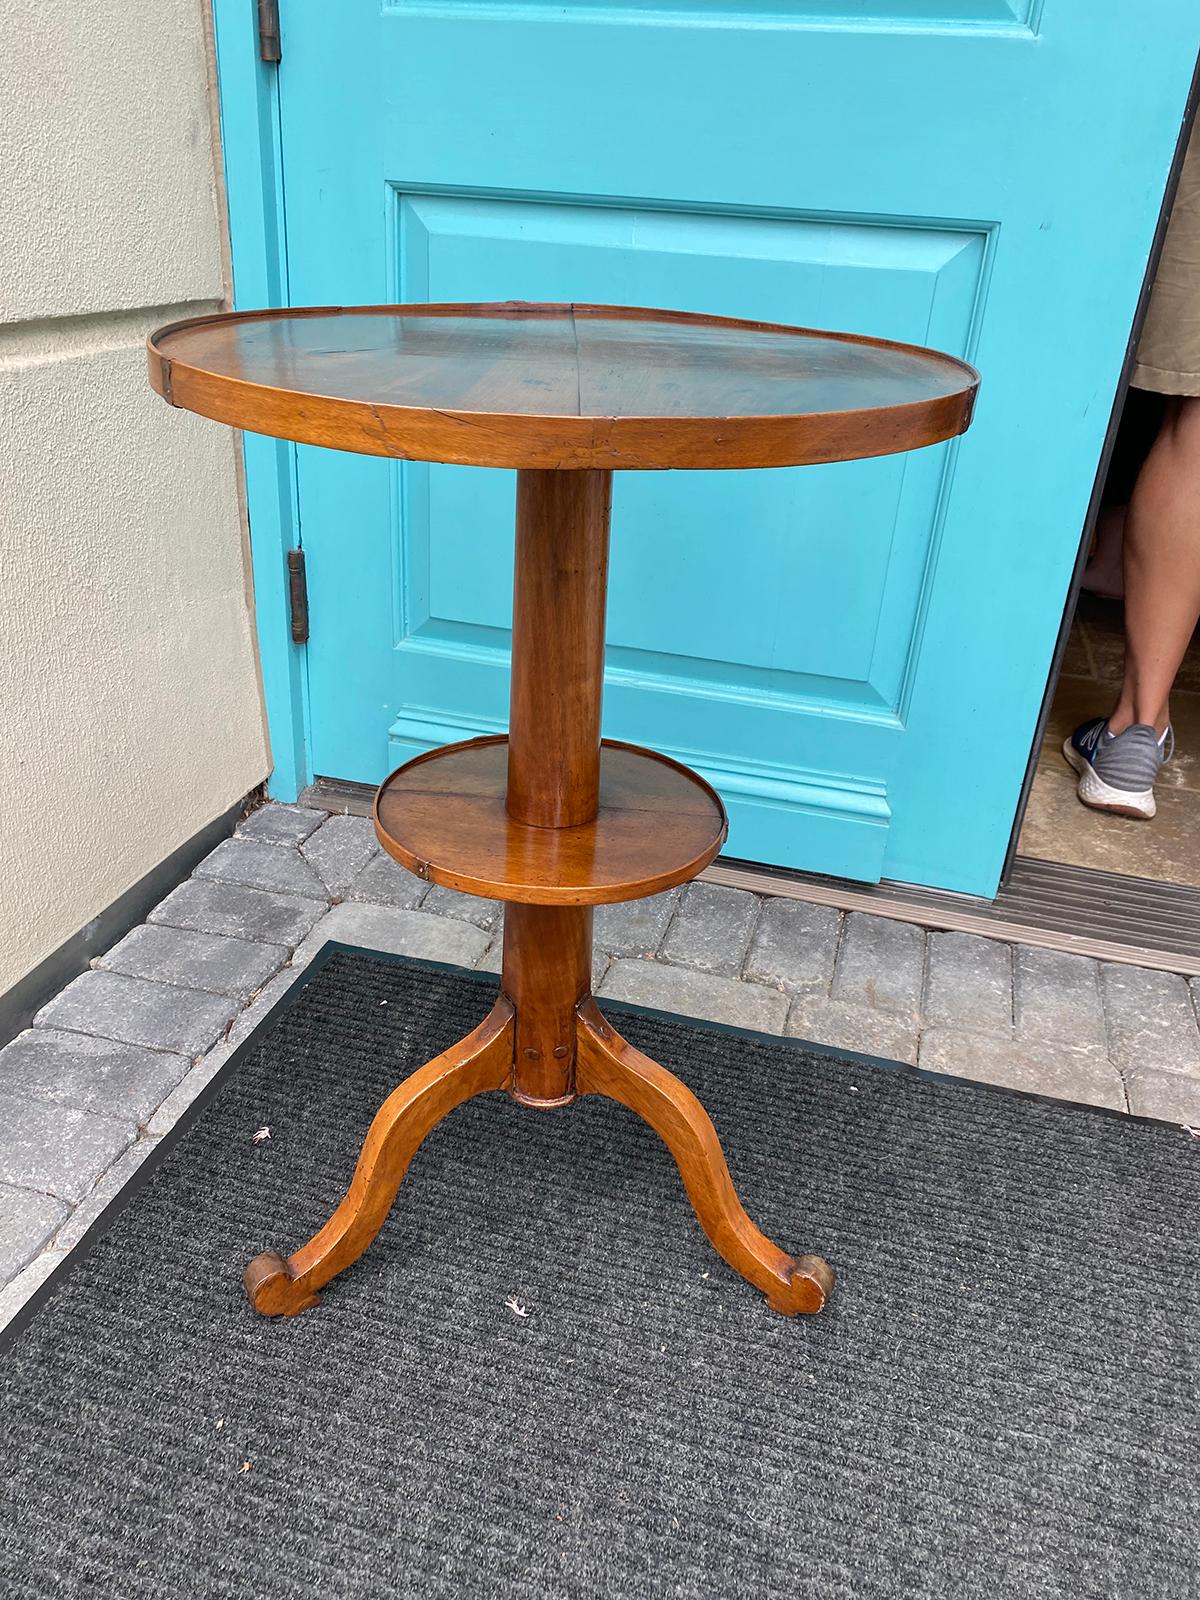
[{"xmin": 504, "ymin": 468, "xmax": 611, "ymax": 1106}]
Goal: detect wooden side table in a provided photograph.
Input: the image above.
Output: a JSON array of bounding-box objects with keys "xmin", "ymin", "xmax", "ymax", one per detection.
[{"xmin": 148, "ymin": 302, "xmax": 977, "ymax": 1319}]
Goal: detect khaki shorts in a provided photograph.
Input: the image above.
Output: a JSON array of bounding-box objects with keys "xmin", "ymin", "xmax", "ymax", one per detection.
[{"xmin": 1131, "ymin": 125, "xmax": 1200, "ymax": 397}]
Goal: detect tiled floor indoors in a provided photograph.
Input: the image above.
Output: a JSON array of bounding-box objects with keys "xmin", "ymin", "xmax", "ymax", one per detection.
[
  {"xmin": 1019, "ymin": 591, "xmax": 1200, "ymax": 885},
  {"xmin": 3, "ymin": 799, "xmax": 1200, "ymax": 1332}
]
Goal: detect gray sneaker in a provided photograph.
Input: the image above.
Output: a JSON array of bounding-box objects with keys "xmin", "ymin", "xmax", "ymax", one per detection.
[{"xmin": 1063, "ymin": 717, "xmax": 1174, "ymax": 819}]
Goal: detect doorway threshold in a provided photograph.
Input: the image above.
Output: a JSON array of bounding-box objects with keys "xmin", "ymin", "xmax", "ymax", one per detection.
[{"xmin": 301, "ymin": 779, "xmax": 1200, "ymax": 976}]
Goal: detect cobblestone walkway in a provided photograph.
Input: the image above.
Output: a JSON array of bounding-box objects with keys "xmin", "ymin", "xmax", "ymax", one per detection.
[{"xmin": 4, "ymin": 800, "xmax": 1199, "ymax": 1330}]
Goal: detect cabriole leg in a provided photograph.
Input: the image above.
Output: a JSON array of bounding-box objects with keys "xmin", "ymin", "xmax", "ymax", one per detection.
[
  {"xmin": 244, "ymin": 998, "xmax": 515, "ymax": 1316},
  {"xmin": 575, "ymin": 997, "xmax": 833, "ymax": 1315}
]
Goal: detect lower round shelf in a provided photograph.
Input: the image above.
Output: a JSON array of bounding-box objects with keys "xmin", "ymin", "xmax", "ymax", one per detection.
[{"xmin": 374, "ymin": 736, "xmax": 727, "ymax": 906}]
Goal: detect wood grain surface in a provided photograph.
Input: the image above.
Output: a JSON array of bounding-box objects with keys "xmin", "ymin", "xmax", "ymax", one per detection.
[
  {"xmin": 148, "ymin": 300, "xmax": 978, "ymax": 471},
  {"xmin": 374, "ymin": 736, "xmax": 727, "ymax": 906},
  {"xmin": 506, "ymin": 469, "xmax": 612, "ymax": 828}
]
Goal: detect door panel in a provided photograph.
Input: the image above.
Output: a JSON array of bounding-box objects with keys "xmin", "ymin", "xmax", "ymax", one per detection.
[{"xmin": 270, "ymin": 0, "xmax": 1198, "ymax": 893}]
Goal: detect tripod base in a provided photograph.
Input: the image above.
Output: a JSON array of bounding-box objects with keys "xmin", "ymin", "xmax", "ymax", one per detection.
[{"xmin": 244, "ymin": 987, "xmax": 833, "ymax": 1319}]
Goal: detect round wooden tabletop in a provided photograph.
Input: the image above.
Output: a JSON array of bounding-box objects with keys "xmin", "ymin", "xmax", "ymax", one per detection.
[{"xmin": 148, "ymin": 301, "xmax": 977, "ymax": 472}]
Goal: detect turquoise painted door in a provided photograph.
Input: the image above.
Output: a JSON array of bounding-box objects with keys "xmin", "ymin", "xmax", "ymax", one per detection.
[{"xmin": 251, "ymin": 1, "xmax": 1195, "ymax": 895}]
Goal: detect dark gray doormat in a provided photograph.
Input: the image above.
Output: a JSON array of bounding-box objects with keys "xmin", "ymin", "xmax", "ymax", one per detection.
[{"xmin": 2, "ymin": 949, "xmax": 1198, "ymax": 1600}]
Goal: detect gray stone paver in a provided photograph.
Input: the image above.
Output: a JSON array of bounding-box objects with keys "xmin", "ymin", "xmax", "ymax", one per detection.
[
  {"xmin": 786, "ymin": 994, "xmax": 918, "ymax": 1066},
  {"xmin": 474, "ymin": 936, "xmax": 504, "ymax": 976},
  {"xmin": 594, "ymin": 889, "xmax": 680, "ymax": 957},
  {"xmin": 660, "ymin": 883, "xmax": 760, "ymax": 977},
  {"xmin": 96, "ymin": 922, "xmax": 288, "ymax": 1001},
  {"xmin": 1014, "ymin": 946, "xmax": 1107, "ymax": 1048},
  {"xmin": 8, "ymin": 796, "xmax": 1200, "ymax": 1333},
  {"xmin": 146, "ymin": 1044, "xmax": 237, "ymax": 1139},
  {"xmin": 0, "ymin": 1186, "xmax": 69, "ymax": 1287},
  {"xmin": 918, "ymin": 1030, "xmax": 1126, "ymax": 1112},
  {"xmin": 832, "ymin": 913, "xmax": 926, "ymax": 1020},
  {"xmin": 52, "ymin": 1136, "xmax": 161, "ymax": 1254},
  {"xmin": 1124, "ymin": 1066, "xmax": 1200, "ymax": 1125},
  {"xmin": 745, "ymin": 899, "xmax": 841, "ymax": 995},
  {"xmin": 194, "ymin": 837, "xmax": 328, "ymax": 901},
  {"xmin": 0, "ymin": 1090, "xmax": 136, "ymax": 1204},
  {"xmin": 236, "ymin": 803, "xmax": 325, "ymax": 847},
  {"xmin": 149, "ymin": 877, "xmax": 324, "ymax": 948},
  {"xmin": 1100, "ymin": 963, "xmax": 1200, "ymax": 1076},
  {"xmin": 0, "ymin": 1029, "xmax": 188, "ymax": 1125},
  {"xmin": 345, "ymin": 851, "xmax": 429, "ymax": 910},
  {"xmin": 301, "ymin": 813, "xmax": 380, "ymax": 895},
  {"xmin": 35, "ymin": 970, "xmax": 239, "ymax": 1059},
  {"xmin": 226, "ymin": 966, "xmax": 307, "ymax": 1050},
  {"xmin": 418, "ymin": 884, "xmax": 501, "ymax": 929},
  {"xmin": 923, "ymin": 932, "xmax": 1012, "ymax": 1037},
  {"xmin": 599, "ymin": 957, "xmax": 789, "ymax": 1034},
  {"xmin": 291, "ymin": 901, "xmax": 491, "ymax": 971},
  {"xmin": 0, "ymin": 1249, "xmax": 66, "ymax": 1326}
]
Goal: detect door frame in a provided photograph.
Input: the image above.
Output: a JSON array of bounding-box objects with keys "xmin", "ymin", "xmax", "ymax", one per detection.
[
  {"xmin": 1001, "ymin": 55, "xmax": 1200, "ymax": 884},
  {"xmin": 212, "ymin": 0, "xmax": 309, "ymax": 801}
]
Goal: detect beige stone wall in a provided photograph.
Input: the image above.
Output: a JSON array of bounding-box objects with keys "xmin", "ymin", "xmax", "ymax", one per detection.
[{"xmin": 0, "ymin": 0, "xmax": 270, "ymax": 994}]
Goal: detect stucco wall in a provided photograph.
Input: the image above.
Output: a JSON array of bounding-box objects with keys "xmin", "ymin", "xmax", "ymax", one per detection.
[{"xmin": 0, "ymin": 0, "xmax": 270, "ymax": 995}]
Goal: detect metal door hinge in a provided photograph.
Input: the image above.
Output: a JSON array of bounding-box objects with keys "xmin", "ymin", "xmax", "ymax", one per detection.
[
  {"xmin": 258, "ymin": 0, "xmax": 281, "ymax": 62},
  {"xmin": 287, "ymin": 549, "xmax": 308, "ymax": 643}
]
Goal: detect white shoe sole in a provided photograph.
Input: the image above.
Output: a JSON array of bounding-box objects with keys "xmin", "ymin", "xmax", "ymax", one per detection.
[{"xmin": 1062, "ymin": 739, "xmax": 1156, "ymax": 820}]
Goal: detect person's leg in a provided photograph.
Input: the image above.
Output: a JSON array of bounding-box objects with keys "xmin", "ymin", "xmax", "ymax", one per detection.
[
  {"xmin": 1081, "ymin": 503, "xmax": 1127, "ymax": 598},
  {"xmin": 1110, "ymin": 395, "xmax": 1200, "ymax": 735}
]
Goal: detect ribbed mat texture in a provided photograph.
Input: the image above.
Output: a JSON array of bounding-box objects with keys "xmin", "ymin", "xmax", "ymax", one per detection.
[{"xmin": 2, "ymin": 949, "xmax": 1197, "ymax": 1599}]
